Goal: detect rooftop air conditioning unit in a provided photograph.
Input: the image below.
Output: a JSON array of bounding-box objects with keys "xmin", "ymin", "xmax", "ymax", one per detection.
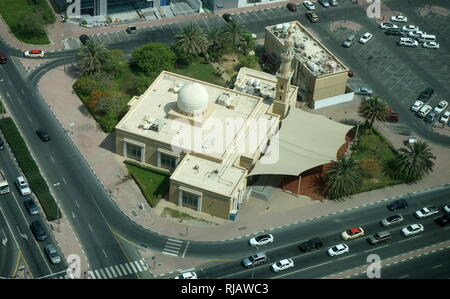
[{"xmin": 216, "ymin": 93, "xmax": 234, "ymax": 109}]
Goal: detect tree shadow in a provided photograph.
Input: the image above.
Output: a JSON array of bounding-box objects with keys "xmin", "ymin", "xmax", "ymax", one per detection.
[
  {"xmin": 308, "ymin": 174, "xmax": 328, "ymax": 201},
  {"xmin": 65, "ymin": 64, "xmax": 82, "ymax": 79}
]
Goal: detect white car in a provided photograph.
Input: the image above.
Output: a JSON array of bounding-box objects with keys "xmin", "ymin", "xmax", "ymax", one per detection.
[
  {"xmin": 401, "ymin": 224, "xmax": 424, "ymax": 236},
  {"xmin": 423, "ymin": 41, "xmax": 440, "ymax": 49},
  {"xmin": 16, "ymin": 176, "xmax": 31, "ymax": 196},
  {"xmin": 341, "ymin": 227, "xmax": 365, "ymax": 240},
  {"xmin": 303, "ymin": 0, "xmax": 316, "ymax": 10},
  {"xmin": 415, "ymin": 206, "xmax": 439, "ymax": 218},
  {"xmin": 408, "ymin": 30, "xmax": 425, "ymax": 38},
  {"xmin": 398, "ymin": 37, "xmax": 418, "ymax": 47},
  {"xmin": 271, "ymin": 259, "xmax": 294, "ymax": 272},
  {"xmin": 249, "ymin": 234, "xmax": 274, "ymax": 247},
  {"xmin": 359, "ymin": 32, "xmax": 373, "ymax": 44},
  {"xmin": 23, "ymin": 50, "xmax": 45, "ymax": 58},
  {"xmin": 329, "ymin": 0, "xmax": 338, "ymax": 6},
  {"xmin": 379, "ymin": 22, "xmax": 398, "ymax": 30},
  {"xmin": 417, "ymin": 104, "xmax": 432, "ymax": 118},
  {"xmin": 444, "ymin": 204, "xmax": 450, "ymax": 213},
  {"xmin": 328, "ymin": 244, "xmax": 349, "ymax": 256},
  {"xmin": 410, "ymin": 100, "xmax": 424, "ymax": 112},
  {"xmin": 402, "ymin": 25, "xmax": 419, "ymax": 32},
  {"xmin": 440, "ymin": 111, "xmax": 450, "ymax": 124},
  {"xmin": 391, "ymin": 15, "xmax": 408, "ymax": 23},
  {"xmin": 434, "ymin": 101, "xmax": 448, "ymax": 114},
  {"xmin": 174, "ymin": 271, "xmax": 197, "ymax": 279}
]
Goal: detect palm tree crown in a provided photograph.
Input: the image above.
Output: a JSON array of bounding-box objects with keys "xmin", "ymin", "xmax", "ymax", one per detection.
[
  {"xmin": 222, "ymin": 21, "xmax": 248, "ymax": 50},
  {"xmin": 361, "ymin": 96, "xmax": 388, "ymax": 128},
  {"xmin": 326, "ymin": 155, "xmax": 363, "ymax": 200},
  {"xmin": 174, "ymin": 23, "xmax": 208, "ymax": 56},
  {"xmin": 394, "ymin": 141, "xmax": 436, "ymax": 183},
  {"xmin": 76, "ymin": 40, "xmax": 109, "ymax": 74}
]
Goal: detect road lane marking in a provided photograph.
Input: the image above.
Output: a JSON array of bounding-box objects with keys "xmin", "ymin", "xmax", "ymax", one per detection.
[
  {"xmin": 272, "ymin": 261, "xmax": 334, "ymax": 279},
  {"xmin": 432, "ymin": 264, "xmax": 442, "ymax": 269},
  {"xmin": 397, "ymin": 235, "xmax": 422, "ymax": 243},
  {"xmin": 74, "ymin": 200, "xmax": 80, "ymax": 208},
  {"xmin": 364, "ymin": 245, "xmax": 389, "ymax": 253},
  {"xmin": 182, "ymin": 241, "xmax": 190, "ymax": 258},
  {"xmin": 124, "ymin": 263, "xmax": 132, "ymax": 274},
  {"xmin": 27, "ymin": 114, "xmax": 32, "ymax": 123},
  {"xmin": 399, "ymin": 275, "xmax": 409, "ymax": 279},
  {"xmin": 102, "ymin": 249, "xmax": 108, "ymax": 258},
  {"xmin": 88, "ymin": 223, "xmax": 94, "ymax": 232},
  {"xmin": 337, "ymin": 254, "xmax": 357, "ymax": 261},
  {"xmin": 50, "ymin": 155, "xmax": 55, "ymax": 163},
  {"xmin": 62, "ymin": 177, "xmax": 67, "ymax": 184}
]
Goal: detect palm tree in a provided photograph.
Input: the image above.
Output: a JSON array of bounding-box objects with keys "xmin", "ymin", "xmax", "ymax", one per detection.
[
  {"xmin": 360, "ymin": 96, "xmax": 389, "ymax": 129},
  {"xmin": 76, "ymin": 40, "xmax": 109, "ymax": 74},
  {"xmin": 222, "ymin": 21, "xmax": 248, "ymax": 51},
  {"xmin": 174, "ymin": 23, "xmax": 208, "ymax": 56},
  {"xmin": 325, "ymin": 156, "xmax": 363, "ymax": 200},
  {"xmin": 394, "ymin": 141, "xmax": 436, "ymax": 183},
  {"xmin": 206, "ymin": 27, "xmax": 224, "ymax": 53}
]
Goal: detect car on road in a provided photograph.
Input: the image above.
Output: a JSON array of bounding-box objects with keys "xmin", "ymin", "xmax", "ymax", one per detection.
[
  {"xmin": 401, "ymin": 224, "xmax": 424, "ymax": 237},
  {"xmin": 435, "ymin": 213, "xmax": 450, "ymax": 226},
  {"xmin": 397, "ymin": 37, "xmax": 418, "ymax": 47},
  {"xmin": 353, "ymin": 87, "xmax": 373, "ymax": 96},
  {"xmin": 126, "ymin": 26, "xmax": 137, "ymax": 34},
  {"xmin": 368, "ymin": 231, "xmax": 392, "ymax": 245},
  {"xmin": 30, "ymin": 220, "xmax": 47, "ymax": 241},
  {"xmin": 410, "ymin": 100, "xmax": 424, "ymax": 112},
  {"xmin": 359, "ymin": 32, "xmax": 373, "ymax": 44},
  {"xmin": 387, "ymin": 199, "xmax": 408, "ymax": 211},
  {"xmin": 422, "ymin": 41, "xmax": 440, "ymax": 49},
  {"xmin": 271, "ymin": 259, "xmax": 294, "ymax": 272},
  {"xmin": 318, "ymin": 0, "xmax": 330, "ymax": 7},
  {"xmin": 286, "ymin": 3, "xmax": 297, "ymax": 11},
  {"xmin": 417, "ymin": 87, "xmax": 434, "ymax": 102},
  {"xmin": 391, "ymin": 15, "xmax": 407, "ymax": 23},
  {"xmin": 415, "ymin": 205, "xmax": 440, "ymax": 218},
  {"xmin": 417, "ymin": 104, "xmax": 432, "ymax": 118},
  {"xmin": 408, "ymin": 30, "xmax": 425, "ymax": 39},
  {"xmin": 381, "ymin": 214, "xmax": 404, "ymax": 227},
  {"xmin": 402, "ymin": 25, "xmax": 419, "ymax": 32},
  {"xmin": 342, "ymin": 35, "xmax": 356, "ymax": 48},
  {"xmin": 0, "ymin": 52, "xmax": 6, "ymax": 64},
  {"xmin": 24, "ymin": 50, "xmax": 45, "ymax": 58},
  {"xmin": 386, "ymin": 112, "xmax": 400, "ymax": 122},
  {"xmin": 44, "ymin": 244, "xmax": 61, "ymax": 264},
  {"xmin": 433, "ymin": 101, "xmax": 448, "ymax": 114},
  {"xmin": 0, "ymin": 137, "xmax": 4, "ymax": 150},
  {"xmin": 379, "ymin": 22, "xmax": 398, "ymax": 30},
  {"xmin": 440, "ymin": 111, "xmax": 450, "ymax": 124},
  {"xmin": 444, "ymin": 204, "xmax": 450, "ymax": 213},
  {"xmin": 249, "ymin": 234, "xmax": 274, "ymax": 247},
  {"xmin": 425, "ymin": 111, "xmax": 438, "ymax": 123},
  {"xmin": 24, "ymin": 198, "xmax": 39, "ymax": 215},
  {"xmin": 328, "ymin": 244, "xmax": 349, "ymax": 257},
  {"xmin": 16, "ymin": 176, "xmax": 31, "ymax": 196},
  {"xmin": 341, "ymin": 227, "xmax": 365, "ymax": 240},
  {"xmin": 241, "ymin": 252, "xmax": 268, "ymax": 268},
  {"xmin": 299, "ymin": 237, "xmax": 324, "ymax": 252},
  {"xmin": 174, "ymin": 271, "xmax": 197, "ymax": 279},
  {"xmin": 306, "ymin": 12, "xmax": 319, "ymax": 23},
  {"xmin": 36, "ymin": 129, "xmax": 50, "ymax": 142},
  {"xmin": 79, "ymin": 34, "xmax": 90, "ymax": 45},
  {"xmin": 303, "ymin": 0, "xmax": 316, "ymax": 10},
  {"xmin": 223, "ymin": 13, "xmax": 233, "ymax": 23}
]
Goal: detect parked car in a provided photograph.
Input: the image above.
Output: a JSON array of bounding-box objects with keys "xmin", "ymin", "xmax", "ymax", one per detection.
[
  {"xmin": 24, "ymin": 198, "xmax": 39, "ymax": 215},
  {"xmin": 385, "ymin": 28, "xmax": 406, "ymax": 36},
  {"xmin": 328, "ymin": 244, "xmax": 349, "ymax": 257},
  {"xmin": 306, "ymin": 12, "xmax": 319, "ymax": 23},
  {"xmin": 444, "ymin": 204, "xmax": 450, "ymax": 213},
  {"xmin": 0, "ymin": 137, "xmax": 4, "ymax": 150},
  {"xmin": 353, "ymin": 87, "xmax": 373, "ymax": 96},
  {"xmin": 379, "ymin": 22, "xmax": 398, "ymax": 30},
  {"xmin": 402, "ymin": 25, "xmax": 419, "ymax": 32},
  {"xmin": 44, "ymin": 244, "xmax": 61, "ymax": 264},
  {"xmin": 391, "ymin": 15, "xmax": 408, "ymax": 23},
  {"xmin": 417, "ymin": 87, "xmax": 434, "ymax": 102},
  {"xmin": 0, "ymin": 52, "xmax": 7, "ymax": 64},
  {"xmin": 126, "ymin": 26, "xmax": 137, "ymax": 34},
  {"xmin": 368, "ymin": 231, "xmax": 392, "ymax": 245},
  {"xmin": 319, "ymin": 0, "xmax": 330, "ymax": 7},
  {"xmin": 286, "ymin": 3, "xmax": 297, "ymax": 11},
  {"xmin": 16, "ymin": 176, "xmax": 31, "ymax": 196},
  {"xmin": 341, "ymin": 227, "xmax": 364, "ymax": 241},
  {"xmin": 401, "ymin": 224, "xmax": 424, "ymax": 237},
  {"xmin": 387, "ymin": 199, "xmax": 408, "ymax": 211},
  {"xmin": 408, "ymin": 30, "xmax": 425, "ymax": 39},
  {"xmin": 386, "ymin": 112, "xmax": 400, "ymax": 122},
  {"xmin": 435, "ymin": 213, "xmax": 450, "ymax": 226},
  {"xmin": 30, "ymin": 220, "xmax": 47, "ymax": 241},
  {"xmin": 410, "ymin": 100, "xmax": 424, "ymax": 112},
  {"xmin": 417, "ymin": 105, "xmax": 432, "ymax": 118},
  {"xmin": 422, "ymin": 41, "xmax": 440, "ymax": 49},
  {"xmin": 342, "ymin": 35, "xmax": 356, "ymax": 48},
  {"xmin": 24, "ymin": 50, "xmax": 45, "ymax": 58},
  {"xmin": 359, "ymin": 32, "xmax": 373, "ymax": 44},
  {"xmin": 271, "ymin": 259, "xmax": 294, "ymax": 272},
  {"xmin": 415, "ymin": 205, "xmax": 439, "ymax": 218},
  {"xmin": 434, "ymin": 101, "xmax": 448, "ymax": 114},
  {"xmin": 440, "ymin": 111, "xmax": 450, "ymax": 124},
  {"xmin": 303, "ymin": 0, "xmax": 316, "ymax": 10},
  {"xmin": 174, "ymin": 271, "xmax": 197, "ymax": 279},
  {"xmin": 223, "ymin": 13, "xmax": 233, "ymax": 23},
  {"xmin": 79, "ymin": 34, "xmax": 90, "ymax": 45},
  {"xmin": 36, "ymin": 129, "xmax": 50, "ymax": 142},
  {"xmin": 299, "ymin": 237, "xmax": 323, "ymax": 252},
  {"xmin": 241, "ymin": 252, "xmax": 268, "ymax": 268},
  {"xmin": 381, "ymin": 214, "xmax": 404, "ymax": 227},
  {"xmin": 329, "ymin": 0, "xmax": 338, "ymax": 6},
  {"xmin": 425, "ymin": 111, "xmax": 438, "ymax": 123},
  {"xmin": 397, "ymin": 37, "xmax": 418, "ymax": 47},
  {"xmin": 249, "ymin": 234, "xmax": 274, "ymax": 247}
]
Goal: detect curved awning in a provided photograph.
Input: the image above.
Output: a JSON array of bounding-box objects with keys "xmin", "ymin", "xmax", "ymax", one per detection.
[{"xmin": 250, "ymin": 108, "xmax": 353, "ymax": 176}]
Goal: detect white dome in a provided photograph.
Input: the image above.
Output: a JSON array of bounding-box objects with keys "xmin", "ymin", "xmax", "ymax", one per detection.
[{"xmin": 177, "ymin": 82, "xmax": 209, "ymax": 115}]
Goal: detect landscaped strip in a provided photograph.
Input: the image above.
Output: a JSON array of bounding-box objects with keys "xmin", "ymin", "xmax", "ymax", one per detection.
[{"xmin": 0, "ymin": 118, "xmax": 59, "ymax": 221}]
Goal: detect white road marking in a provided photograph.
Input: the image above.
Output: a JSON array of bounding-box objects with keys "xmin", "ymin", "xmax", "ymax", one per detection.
[
  {"xmin": 94, "ymin": 270, "xmax": 101, "ymax": 279},
  {"xmin": 104, "ymin": 267, "xmax": 112, "ymax": 278},
  {"xmin": 99, "ymin": 269, "xmax": 107, "ymax": 279},
  {"xmin": 62, "ymin": 177, "xmax": 67, "ymax": 184},
  {"xmin": 119, "ymin": 264, "xmax": 127, "ymax": 275},
  {"xmin": 50, "ymin": 155, "xmax": 55, "ymax": 163},
  {"xmin": 134, "ymin": 261, "xmax": 142, "ymax": 272},
  {"xmin": 27, "ymin": 115, "xmax": 33, "ymax": 123},
  {"xmin": 397, "ymin": 235, "xmax": 422, "ymax": 243},
  {"xmin": 109, "ymin": 267, "xmax": 118, "ymax": 278},
  {"xmin": 272, "ymin": 261, "xmax": 334, "ymax": 279},
  {"xmin": 337, "ymin": 254, "xmax": 357, "ymax": 261},
  {"xmin": 399, "ymin": 275, "xmax": 409, "ymax": 279},
  {"xmin": 129, "ymin": 262, "xmax": 138, "ymax": 273},
  {"xmin": 124, "ymin": 263, "xmax": 132, "ymax": 274},
  {"xmin": 162, "ymin": 251, "xmax": 178, "ymax": 257},
  {"xmin": 114, "ymin": 265, "xmax": 123, "ymax": 276},
  {"xmin": 140, "ymin": 260, "xmax": 148, "ymax": 271},
  {"xmin": 364, "ymin": 245, "xmax": 389, "ymax": 253},
  {"xmin": 182, "ymin": 241, "xmax": 190, "ymax": 258},
  {"xmin": 74, "ymin": 200, "xmax": 80, "ymax": 208},
  {"xmin": 432, "ymin": 264, "xmax": 442, "ymax": 269},
  {"xmin": 168, "ymin": 238, "xmax": 183, "ymax": 244},
  {"xmin": 88, "ymin": 223, "xmax": 94, "ymax": 232},
  {"xmin": 102, "ymin": 249, "xmax": 108, "ymax": 258},
  {"xmin": 88, "ymin": 271, "xmax": 95, "ymax": 279}
]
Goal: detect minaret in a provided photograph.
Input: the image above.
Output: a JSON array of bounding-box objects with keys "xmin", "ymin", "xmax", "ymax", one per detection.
[{"xmin": 273, "ymin": 26, "xmax": 295, "ymax": 119}]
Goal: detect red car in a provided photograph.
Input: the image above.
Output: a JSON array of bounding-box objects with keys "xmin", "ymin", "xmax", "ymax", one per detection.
[{"xmin": 386, "ymin": 107, "xmax": 400, "ymax": 122}]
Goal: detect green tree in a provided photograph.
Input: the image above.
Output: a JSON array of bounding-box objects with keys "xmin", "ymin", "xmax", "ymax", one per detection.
[
  {"xmin": 131, "ymin": 43, "xmax": 176, "ymax": 77},
  {"xmin": 102, "ymin": 49, "xmax": 127, "ymax": 77},
  {"xmin": 239, "ymin": 31, "xmax": 256, "ymax": 55},
  {"xmin": 206, "ymin": 27, "xmax": 225, "ymax": 53},
  {"xmin": 222, "ymin": 21, "xmax": 248, "ymax": 51},
  {"xmin": 76, "ymin": 40, "xmax": 110, "ymax": 74},
  {"xmin": 360, "ymin": 96, "xmax": 388, "ymax": 129},
  {"xmin": 393, "ymin": 141, "xmax": 436, "ymax": 183},
  {"xmin": 238, "ymin": 55, "xmax": 259, "ymax": 69},
  {"xmin": 325, "ymin": 156, "xmax": 363, "ymax": 200},
  {"xmin": 174, "ymin": 23, "xmax": 208, "ymax": 56},
  {"xmin": 14, "ymin": 13, "xmax": 45, "ymax": 38}
]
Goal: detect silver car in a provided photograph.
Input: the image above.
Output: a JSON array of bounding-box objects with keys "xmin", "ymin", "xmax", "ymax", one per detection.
[
  {"xmin": 45, "ymin": 244, "xmax": 61, "ymax": 264},
  {"xmin": 381, "ymin": 214, "xmax": 404, "ymax": 227},
  {"xmin": 342, "ymin": 35, "xmax": 356, "ymax": 48}
]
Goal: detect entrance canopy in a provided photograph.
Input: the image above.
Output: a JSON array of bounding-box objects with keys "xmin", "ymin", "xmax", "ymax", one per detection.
[{"xmin": 250, "ymin": 108, "xmax": 353, "ymax": 177}]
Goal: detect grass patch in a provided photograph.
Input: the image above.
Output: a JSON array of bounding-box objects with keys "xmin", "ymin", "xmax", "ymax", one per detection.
[
  {"xmin": 161, "ymin": 208, "xmax": 214, "ymax": 224},
  {"xmin": 173, "ymin": 62, "xmax": 226, "ymax": 86},
  {"xmin": 0, "ymin": 118, "xmax": 59, "ymax": 221},
  {"xmin": 124, "ymin": 160, "xmax": 170, "ymax": 207}
]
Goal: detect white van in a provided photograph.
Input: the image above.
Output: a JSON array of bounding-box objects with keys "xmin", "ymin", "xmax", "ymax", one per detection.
[
  {"xmin": 418, "ymin": 34, "xmax": 436, "ymax": 43},
  {"xmin": 417, "ymin": 104, "xmax": 432, "ymax": 118}
]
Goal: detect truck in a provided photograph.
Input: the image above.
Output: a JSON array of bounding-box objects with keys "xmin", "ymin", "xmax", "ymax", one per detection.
[{"xmin": 0, "ymin": 170, "xmax": 10, "ymax": 194}]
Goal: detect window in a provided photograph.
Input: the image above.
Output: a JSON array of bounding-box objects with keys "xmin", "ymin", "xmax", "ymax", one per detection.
[
  {"xmin": 182, "ymin": 192, "xmax": 199, "ymax": 210},
  {"xmin": 126, "ymin": 143, "xmax": 142, "ymax": 162},
  {"xmin": 246, "ymin": 0, "xmax": 262, "ymax": 3},
  {"xmin": 160, "ymin": 153, "xmax": 176, "ymax": 170}
]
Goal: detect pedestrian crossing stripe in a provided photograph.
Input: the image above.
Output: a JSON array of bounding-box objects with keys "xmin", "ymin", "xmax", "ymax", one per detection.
[{"xmin": 162, "ymin": 239, "xmax": 184, "ymax": 257}]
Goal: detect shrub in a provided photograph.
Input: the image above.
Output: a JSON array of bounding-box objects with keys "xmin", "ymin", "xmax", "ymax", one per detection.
[{"xmin": 131, "ymin": 43, "xmax": 176, "ymax": 77}]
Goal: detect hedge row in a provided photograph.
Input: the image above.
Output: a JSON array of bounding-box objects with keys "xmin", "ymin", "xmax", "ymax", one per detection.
[{"xmin": 0, "ymin": 118, "xmax": 60, "ymax": 221}]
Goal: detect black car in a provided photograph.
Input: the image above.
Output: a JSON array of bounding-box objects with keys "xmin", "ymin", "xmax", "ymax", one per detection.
[
  {"xmin": 223, "ymin": 13, "xmax": 233, "ymax": 23},
  {"xmin": 417, "ymin": 87, "xmax": 434, "ymax": 102},
  {"xmin": 79, "ymin": 34, "xmax": 90, "ymax": 45},
  {"xmin": 385, "ymin": 28, "xmax": 406, "ymax": 36},
  {"xmin": 36, "ymin": 129, "xmax": 50, "ymax": 142},
  {"xmin": 30, "ymin": 221, "xmax": 47, "ymax": 241},
  {"xmin": 0, "ymin": 52, "xmax": 6, "ymax": 64},
  {"xmin": 299, "ymin": 238, "xmax": 323, "ymax": 252},
  {"xmin": 0, "ymin": 137, "xmax": 4, "ymax": 150},
  {"xmin": 126, "ymin": 26, "xmax": 137, "ymax": 34},
  {"xmin": 435, "ymin": 213, "xmax": 450, "ymax": 226},
  {"xmin": 24, "ymin": 198, "xmax": 39, "ymax": 215},
  {"xmin": 387, "ymin": 199, "xmax": 408, "ymax": 211},
  {"xmin": 287, "ymin": 3, "xmax": 297, "ymax": 11}
]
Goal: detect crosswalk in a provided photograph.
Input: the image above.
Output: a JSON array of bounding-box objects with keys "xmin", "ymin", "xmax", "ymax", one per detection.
[{"xmin": 162, "ymin": 238, "xmax": 184, "ymax": 257}]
